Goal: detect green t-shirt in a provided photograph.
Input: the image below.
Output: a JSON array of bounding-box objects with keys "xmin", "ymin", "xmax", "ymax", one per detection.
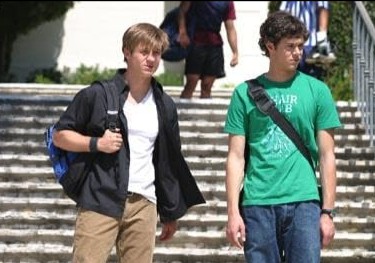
[{"xmin": 224, "ymin": 71, "xmax": 342, "ymax": 206}]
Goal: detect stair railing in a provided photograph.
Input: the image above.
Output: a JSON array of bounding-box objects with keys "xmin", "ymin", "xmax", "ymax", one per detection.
[{"xmin": 353, "ymin": 1, "xmax": 375, "ymax": 147}]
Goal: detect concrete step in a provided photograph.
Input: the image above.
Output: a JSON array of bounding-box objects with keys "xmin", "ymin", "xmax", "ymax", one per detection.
[
  {"xmin": 0, "ymin": 92, "xmax": 361, "ymax": 113},
  {"xmin": 1, "ymin": 166, "xmax": 375, "ymax": 187},
  {"xmin": 0, "ymin": 182, "xmax": 373, "ymax": 206},
  {"xmin": 0, "ymin": 85, "xmax": 235, "ymax": 99},
  {"xmin": 0, "ymin": 244, "xmax": 374, "ymax": 263},
  {"xmin": 1, "ymin": 125, "xmax": 372, "ymax": 148},
  {"xmin": 1, "ymin": 141, "xmax": 374, "ymax": 161},
  {"xmin": 0, "ymin": 228, "xmax": 374, "ymax": 253},
  {"xmin": 0, "ymin": 108, "xmax": 362, "ymax": 129},
  {"xmin": 0, "ymin": 84, "xmax": 85, "ymax": 96},
  {"xmin": 0, "ymin": 198, "xmax": 373, "ymax": 219},
  {"xmin": 183, "ymin": 121, "xmax": 365, "ymax": 136},
  {"xmin": 157, "ymin": 247, "xmax": 375, "ymax": 263},
  {"xmin": 0, "ymin": 182, "xmax": 227, "ymax": 202},
  {"xmin": 1, "ymin": 210, "xmax": 374, "ymax": 234},
  {"xmin": 1, "ymin": 153, "xmax": 375, "ymax": 173}
]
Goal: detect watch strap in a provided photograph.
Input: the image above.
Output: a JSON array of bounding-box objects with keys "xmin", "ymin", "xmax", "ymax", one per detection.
[{"xmin": 321, "ymin": 208, "xmax": 336, "ymax": 219}]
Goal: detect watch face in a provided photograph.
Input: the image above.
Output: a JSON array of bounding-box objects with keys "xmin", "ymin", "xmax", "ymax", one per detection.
[{"xmin": 322, "ymin": 209, "xmax": 336, "ymax": 218}]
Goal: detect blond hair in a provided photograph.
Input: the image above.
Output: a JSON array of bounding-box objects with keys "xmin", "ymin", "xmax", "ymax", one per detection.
[{"xmin": 122, "ymin": 23, "xmax": 169, "ymax": 55}]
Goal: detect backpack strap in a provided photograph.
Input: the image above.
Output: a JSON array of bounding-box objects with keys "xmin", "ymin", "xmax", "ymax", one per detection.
[
  {"xmin": 97, "ymin": 80, "xmax": 119, "ymax": 131},
  {"xmin": 246, "ymin": 79, "xmax": 315, "ymax": 172},
  {"xmin": 246, "ymin": 79, "xmax": 276, "ymax": 115}
]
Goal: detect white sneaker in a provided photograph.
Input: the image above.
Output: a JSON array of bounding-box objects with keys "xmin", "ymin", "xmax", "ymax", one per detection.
[{"xmin": 305, "ymin": 42, "xmax": 336, "ymax": 65}]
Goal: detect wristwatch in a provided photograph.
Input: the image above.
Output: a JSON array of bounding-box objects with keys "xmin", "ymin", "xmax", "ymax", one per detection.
[{"xmin": 321, "ymin": 208, "xmax": 336, "ymax": 219}]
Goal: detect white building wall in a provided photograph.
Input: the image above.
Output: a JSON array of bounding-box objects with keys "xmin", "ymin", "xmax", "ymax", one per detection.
[
  {"xmin": 220, "ymin": 1, "xmax": 269, "ymax": 86},
  {"xmin": 9, "ymin": 1, "xmax": 269, "ymax": 87}
]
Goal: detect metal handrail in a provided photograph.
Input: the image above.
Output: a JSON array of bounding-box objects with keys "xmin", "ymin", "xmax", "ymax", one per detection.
[{"xmin": 353, "ymin": 2, "xmax": 375, "ymax": 146}]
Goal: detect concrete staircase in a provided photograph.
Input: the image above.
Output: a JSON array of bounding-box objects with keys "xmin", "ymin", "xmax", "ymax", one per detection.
[{"xmin": 0, "ymin": 84, "xmax": 374, "ymax": 263}]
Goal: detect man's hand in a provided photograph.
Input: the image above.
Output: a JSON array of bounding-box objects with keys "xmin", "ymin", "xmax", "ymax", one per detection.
[
  {"xmin": 97, "ymin": 128, "xmax": 122, "ymax": 153},
  {"xmin": 226, "ymin": 213, "xmax": 246, "ymax": 249},
  {"xmin": 320, "ymin": 214, "xmax": 335, "ymax": 248},
  {"xmin": 230, "ymin": 53, "xmax": 238, "ymax": 67},
  {"xmin": 178, "ymin": 32, "xmax": 190, "ymax": 49},
  {"xmin": 159, "ymin": 220, "xmax": 177, "ymax": 241}
]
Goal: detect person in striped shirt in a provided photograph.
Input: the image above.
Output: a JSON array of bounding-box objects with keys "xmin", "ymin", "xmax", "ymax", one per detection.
[{"xmin": 280, "ymin": 1, "xmax": 336, "ymax": 79}]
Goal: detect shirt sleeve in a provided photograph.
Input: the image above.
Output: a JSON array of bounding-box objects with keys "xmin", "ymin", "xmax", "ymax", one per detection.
[
  {"xmin": 225, "ymin": 1, "xmax": 236, "ymax": 20},
  {"xmin": 224, "ymin": 85, "xmax": 247, "ymax": 136},
  {"xmin": 54, "ymin": 88, "xmax": 92, "ymax": 134},
  {"xmin": 316, "ymin": 84, "xmax": 341, "ymax": 131}
]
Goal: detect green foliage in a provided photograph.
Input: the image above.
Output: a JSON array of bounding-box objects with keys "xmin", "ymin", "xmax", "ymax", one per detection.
[
  {"xmin": 267, "ymin": 1, "xmax": 375, "ymax": 101},
  {"xmin": 221, "ymin": 83, "xmax": 235, "ymax": 89},
  {"xmin": 26, "ymin": 68, "xmax": 63, "ymax": 84},
  {"xmin": 0, "ymin": 2, "xmax": 74, "ymax": 36},
  {"xmin": 62, "ymin": 64, "xmax": 116, "ymax": 84},
  {"xmin": 27, "ymin": 64, "xmax": 184, "ymax": 87},
  {"xmin": 155, "ymin": 72, "xmax": 184, "ymax": 86},
  {"xmin": 26, "ymin": 65, "xmax": 116, "ymax": 85},
  {"xmin": 268, "ymin": 1, "xmax": 281, "ymax": 13},
  {"xmin": 0, "ymin": 1, "xmax": 74, "ymax": 81},
  {"xmin": 325, "ymin": 65, "xmax": 353, "ymax": 101},
  {"xmin": 324, "ymin": 2, "xmax": 355, "ymax": 101}
]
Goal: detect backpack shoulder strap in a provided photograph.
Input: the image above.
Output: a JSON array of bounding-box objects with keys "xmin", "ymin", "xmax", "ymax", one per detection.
[
  {"xmin": 96, "ymin": 80, "xmax": 119, "ymax": 131},
  {"xmin": 246, "ymin": 79, "xmax": 315, "ymax": 171},
  {"xmin": 246, "ymin": 79, "xmax": 276, "ymax": 115}
]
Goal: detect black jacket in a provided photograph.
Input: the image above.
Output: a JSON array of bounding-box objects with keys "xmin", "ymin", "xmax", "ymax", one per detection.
[{"xmin": 55, "ymin": 69, "xmax": 205, "ymax": 222}]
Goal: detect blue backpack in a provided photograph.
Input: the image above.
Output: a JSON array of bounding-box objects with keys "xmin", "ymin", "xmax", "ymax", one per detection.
[
  {"xmin": 44, "ymin": 126, "xmax": 78, "ymax": 183},
  {"xmin": 44, "ymin": 80, "xmax": 119, "ymax": 184},
  {"xmin": 160, "ymin": 6, "xmax": 195, "ymax": 62}
]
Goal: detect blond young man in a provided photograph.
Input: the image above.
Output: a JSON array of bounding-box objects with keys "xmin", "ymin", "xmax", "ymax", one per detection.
[{"xmin": 53, "ymin": 23, "xmax": 205, "ymax": 263}]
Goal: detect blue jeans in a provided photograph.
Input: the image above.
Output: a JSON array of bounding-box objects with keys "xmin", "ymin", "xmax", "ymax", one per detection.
[{"xmin": 242, "ymin": 201, "xmax": 321, "ymax": 263}]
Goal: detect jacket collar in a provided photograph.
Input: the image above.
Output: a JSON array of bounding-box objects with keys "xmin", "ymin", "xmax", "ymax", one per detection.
[{"xmin": 114, "ymin": 68, "xmax": 164, "ymax": 95}]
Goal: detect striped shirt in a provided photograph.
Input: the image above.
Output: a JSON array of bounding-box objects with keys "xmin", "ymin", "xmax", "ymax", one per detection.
[{"xmin": 280, "ymin": 1, "xmax": 329, "ymax": 49}]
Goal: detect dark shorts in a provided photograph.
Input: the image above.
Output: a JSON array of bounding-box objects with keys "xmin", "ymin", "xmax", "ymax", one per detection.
[{"xmin": 185, "ymin": 45, "xmax": 225, "ymax": 78}]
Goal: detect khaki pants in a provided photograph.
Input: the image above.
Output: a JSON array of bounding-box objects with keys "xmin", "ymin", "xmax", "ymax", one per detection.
[{"xmin": 72, "ymin": 193, "xmax": 157, "ymax": 263}]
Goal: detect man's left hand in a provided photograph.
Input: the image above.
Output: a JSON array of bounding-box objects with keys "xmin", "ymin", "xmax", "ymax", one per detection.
[
  {"xmin": 230, "ymin": 54, "xmax": 238, "ymax": 67},
  {"xmin": 320, "ymin": 214, "xmax": 335, "ymax": 247},
  {"xmin": 159, "ymin": 220, "xmax": 178, "ymax": 241}
]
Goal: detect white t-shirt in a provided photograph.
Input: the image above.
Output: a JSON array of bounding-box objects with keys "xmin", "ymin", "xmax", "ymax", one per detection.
[{"xmin": 124, "ymin": 88, "xmax": 158, "ymax": 203}]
